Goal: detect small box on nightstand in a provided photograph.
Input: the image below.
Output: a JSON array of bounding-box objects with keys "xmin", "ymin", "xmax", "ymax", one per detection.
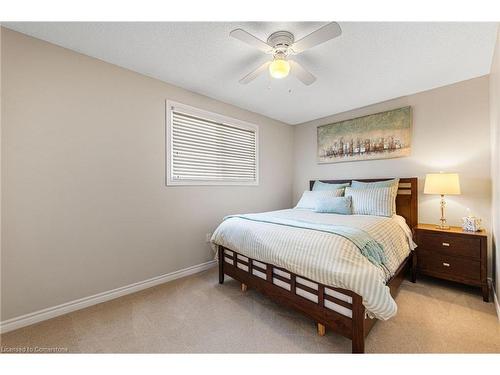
[{"xmin": 414, "ymin": 224, "xmax": 489, "ymax": 302}]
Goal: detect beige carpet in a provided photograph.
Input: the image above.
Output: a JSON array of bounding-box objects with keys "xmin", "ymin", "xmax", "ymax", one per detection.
[{"xmin": 1, "ymin": 267, "xmax": 499, "ymax": 353}]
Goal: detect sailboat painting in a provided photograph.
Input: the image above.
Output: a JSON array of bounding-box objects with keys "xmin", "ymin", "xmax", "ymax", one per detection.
[{"xmin": 317, "ymin": 106, "xmax": 412, "ymax": 163}]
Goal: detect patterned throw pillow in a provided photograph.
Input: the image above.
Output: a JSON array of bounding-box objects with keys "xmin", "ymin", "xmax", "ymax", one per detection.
[
  {"xmin": 350, "ymin": 179, "xmax": 399, "ymax": 214},
  {"xmin": 295, "ymin": 189, "xmax": 344, "ymax": 210},
  {"xmin": 344, "ymin": 187, "xmax": 394, "ymax": 217}
]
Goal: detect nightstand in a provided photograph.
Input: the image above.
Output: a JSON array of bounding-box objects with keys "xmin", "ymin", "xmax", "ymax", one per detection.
[{"xmin": 414, "ymin": 224, "xmax": 489, "ymax": 302}]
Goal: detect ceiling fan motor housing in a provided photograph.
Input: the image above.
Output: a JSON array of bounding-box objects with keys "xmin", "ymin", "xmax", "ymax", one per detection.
[{"xmin": 267, "ymin": 31, "xmax": 295, "ymax": 51}]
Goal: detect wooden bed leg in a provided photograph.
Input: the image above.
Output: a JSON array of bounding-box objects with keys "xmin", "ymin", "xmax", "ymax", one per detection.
[
  {"xmin": 351, "ymin": 294, "xmax": 366, "ymax": 354},
  {"xmin": 352, "ymin": 333, "xmax": 365, "ymax": 354},
  {"xmin": 241, "ymin": 283, "xmax": 248, "ymax": 292},
  {"xmin": 218, "ymin": 246, "xmax": 224, "ymax": 284},
  {"xmin": 410, "ymin": 251, "xmax": 417, "ymax": 283},
  {"xmin": 317, "ymin": 323, "xmax": 326, "ymax": 336}
]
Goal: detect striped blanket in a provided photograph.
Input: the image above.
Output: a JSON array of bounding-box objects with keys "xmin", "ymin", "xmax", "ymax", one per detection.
[
  {"xmin": 225, "ymin": 213, "xmax": 389, "ymax": 268},
  {"xmin": 211, "ymin": 209, "xmax": 415, "ymax": 320}
]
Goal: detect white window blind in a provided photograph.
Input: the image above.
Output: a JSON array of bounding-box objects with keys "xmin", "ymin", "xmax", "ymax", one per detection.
[{"xmin": 166, "ymin": 101, "xmax": 259, "ymax": 185}]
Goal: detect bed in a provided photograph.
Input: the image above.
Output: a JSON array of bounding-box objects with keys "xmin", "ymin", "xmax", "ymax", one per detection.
[{"xmin": 212, "ymin": 178, "xmax": 418, "ymax": 353}]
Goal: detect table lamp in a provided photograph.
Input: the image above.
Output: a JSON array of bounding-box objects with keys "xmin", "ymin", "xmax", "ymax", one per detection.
[{"xmin": 424, "ymin": 173, "xmax": 461, "ymax": 229}]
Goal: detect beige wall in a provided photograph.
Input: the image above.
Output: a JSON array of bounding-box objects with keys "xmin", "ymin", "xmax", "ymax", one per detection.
[
  {"xmin": 293, "ymin": 76, "xmax": 492, "ymax": 269},
  {"xmin": 0, "ymin": 29, "xmax": 294, "ymax": 320},
  {"xmin": 490, "ymin": 26, "xmax": 500, "ymax": 300}
]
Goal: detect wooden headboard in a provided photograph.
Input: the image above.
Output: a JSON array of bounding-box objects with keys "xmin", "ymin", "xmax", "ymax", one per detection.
[{"xmin": 309, "ymin": 178, "xmax": 418, "ymax": 230}]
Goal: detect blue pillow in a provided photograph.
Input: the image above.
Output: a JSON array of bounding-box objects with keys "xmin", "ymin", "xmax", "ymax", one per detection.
[
  {"xmin": 351, "ymin": 178, "xmax": 399, "ymax": 189},
  {"xmin": 314, "ymin": 196, "xmax": 352, "ymax": 215},
  {"xmin": 312, "ymin": 180, "xmax": 350, "ymax": 191}
]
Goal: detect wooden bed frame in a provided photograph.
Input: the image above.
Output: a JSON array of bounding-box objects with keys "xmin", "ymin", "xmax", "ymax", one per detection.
[{"xmin": 218, "ymin": 177, "xmax": 418, "ymax": 353}]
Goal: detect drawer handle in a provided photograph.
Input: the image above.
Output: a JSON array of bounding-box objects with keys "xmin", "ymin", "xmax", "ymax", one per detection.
[
  {"xmin": 442, "ymin": 262, "xmax": 450, "ymax": 267},
  {"xmin": 442, "ymin": 242, "xmax": 450, "ymax": 247}
]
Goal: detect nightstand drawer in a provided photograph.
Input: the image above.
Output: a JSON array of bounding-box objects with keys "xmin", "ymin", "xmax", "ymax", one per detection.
[
  {"xmin": 418, "ymin": 250, "xmax": 480, "ymax": 281},
  {"xmin": 418, "ymin": 232, "xmax": 480, "ymax": 259}
]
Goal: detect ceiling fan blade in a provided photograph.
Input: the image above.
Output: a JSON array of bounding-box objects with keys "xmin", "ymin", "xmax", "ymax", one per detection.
[
  {"xmin": 230, "ymin": 29, "xmax": 273, "ymax": 53},
  {"xmin": 291, "ymin": 22, "xmax": 342, "ymax": 54},
  {"xmin": 289, "ymin": 60, "xmax": 316, "ymax": 86},
  {"xmin": 239, "ymin": 61, "xmax": 271, "ymax": 84}
]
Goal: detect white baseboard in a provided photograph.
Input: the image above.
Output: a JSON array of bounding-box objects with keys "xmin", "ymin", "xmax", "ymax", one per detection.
[
  {"xmin": 0, "ymin": 260, "xmax": 216, "ymax": 334},
  {"xmin": 490, "ymin": 279, "xmax": 500, "ymax": 323}
]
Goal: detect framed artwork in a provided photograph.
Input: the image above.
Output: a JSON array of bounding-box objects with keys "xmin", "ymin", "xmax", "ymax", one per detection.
[{"xmin": 317, "ymin": 106, "xmax": 412, "ymax": 163}]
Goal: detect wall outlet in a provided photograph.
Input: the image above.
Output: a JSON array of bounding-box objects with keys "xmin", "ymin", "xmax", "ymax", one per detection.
[{"xmin": 205, "ymin": 233, "xmax": 212, "ymax": 243}]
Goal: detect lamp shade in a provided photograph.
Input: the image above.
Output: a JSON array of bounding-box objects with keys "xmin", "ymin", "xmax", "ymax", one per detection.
[{"xmin": 424, "ymin": 173, "xmax": 461, "ymax": 195}]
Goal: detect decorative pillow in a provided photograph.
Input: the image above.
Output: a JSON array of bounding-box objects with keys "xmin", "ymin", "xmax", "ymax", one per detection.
[
  {"xmin": 312, "ymin": 180, "xmax": 350, "ymax": 192},
  {"xmin": 350, "ymin": 178, "xmax": 399, "ymax": 214},
  {"xmin": 295, "ymin": 190, "xmax": 344, "ymax": 210},
  {"xmin": 315, "ymin": 196, "xmax": 352, "ymax": 215},
  {"xmin": 344, "ymin": 187, "xmax": 394, "ymax": 217}
]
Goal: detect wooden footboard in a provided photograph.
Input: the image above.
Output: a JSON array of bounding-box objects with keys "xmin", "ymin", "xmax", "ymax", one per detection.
[{"xmin": 218, "ymin": 245, "xmax": 414, "ymax": 353}]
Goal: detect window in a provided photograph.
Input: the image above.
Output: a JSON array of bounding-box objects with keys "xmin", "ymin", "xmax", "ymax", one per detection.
[{"xmin": 166, "ymin": 101, "xmax": 259, "ymax": 185}]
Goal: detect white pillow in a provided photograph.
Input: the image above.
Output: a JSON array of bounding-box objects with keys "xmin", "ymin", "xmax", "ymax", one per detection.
[
  {"xmin": 344, "ymin": 186, "xmax": 393, "ymax": 217},
  {"xmin": 351, "ymin": 179, "xmax": 399, "ymax": 215},
  {"xmin": 295, "ymin": 190, "xmax": 344, "ymax": 210}
]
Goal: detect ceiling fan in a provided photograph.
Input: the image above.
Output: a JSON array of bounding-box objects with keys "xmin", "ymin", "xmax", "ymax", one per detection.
[{"xmin": 230, "ymin": 22, "xmax": 342, "ymax": 86}]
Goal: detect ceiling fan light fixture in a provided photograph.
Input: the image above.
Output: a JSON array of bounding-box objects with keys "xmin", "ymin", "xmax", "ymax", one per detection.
[
  {"xmin": 269, "ymin": 58, "xmax": 290, "ymax": 79},
  {"xmin": 231, "ymin": 22, "xmax": 341, "ymax": 85}
]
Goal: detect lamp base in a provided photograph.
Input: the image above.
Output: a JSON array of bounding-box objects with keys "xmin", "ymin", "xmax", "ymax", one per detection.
[
  {"xmin": 436, "ymin": 224, "xmax": 450, "ymax": 230},
  {"xmin": 437, "ymin": 195, "xmax": 450, "ymax": 230}
]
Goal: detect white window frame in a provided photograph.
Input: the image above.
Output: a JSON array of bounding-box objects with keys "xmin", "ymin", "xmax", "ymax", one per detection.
[{"xmin": 166, "ymin": 100, "xmax": 259, "ymax": 186}]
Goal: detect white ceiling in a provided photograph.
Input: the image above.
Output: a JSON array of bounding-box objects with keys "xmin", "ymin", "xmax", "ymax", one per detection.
[{"xmin": 4, "ymin": 22, "xmax": 498, "ymax": 125}]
